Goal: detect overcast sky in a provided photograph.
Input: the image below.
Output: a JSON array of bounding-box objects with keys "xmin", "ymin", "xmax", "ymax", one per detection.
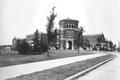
[{"xmin": 0, "ymin": 0, "xmax": 120, "ymax": 46}]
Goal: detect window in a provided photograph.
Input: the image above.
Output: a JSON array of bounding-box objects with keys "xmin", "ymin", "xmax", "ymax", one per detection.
[
  {"xmin": 66, "ymin": 24, "xmax": 74, "ymax": 29},
  {"xmin": 66, "ymin": 24, "xmax": 68, "ymax": 28},
  {"xmin": 72, "ymin": 24, "xmax": 74, "ymax": 28}
]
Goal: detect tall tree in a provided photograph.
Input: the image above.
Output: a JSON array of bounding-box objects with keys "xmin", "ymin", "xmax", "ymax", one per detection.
[
  {"xmin": 53, "ymin": 29, "xmax": 58, "ymax": 42},
  {"xmin": 52, "ymin": 29, "xmax": 59, "ymax": 48},
  {"xmin": 74, "ymin": 27, "xmax": 84, "ymax": 53},
  {"xmin": 32, "ymin": 29, "xmax": 41, "ymax": 52},
  {"xmin": 79, "ymin": 27, "xmax": 85, "ymax": 47},
  {"xmin": 46, "ymin": 7, "xmax": 57, "ymax": 56}
]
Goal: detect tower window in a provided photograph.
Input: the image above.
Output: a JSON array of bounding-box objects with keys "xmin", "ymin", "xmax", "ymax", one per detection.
[
  {"xmin": 72, "ymin": 24, "xmax": 74, "ymax": 28},
  {"xmin": 66, "ymin": 24, "xmax": 74, "ymax": 29},
  {"xmin": 66, "ymin": 24, "xmax": 69, "ymax": 28}
]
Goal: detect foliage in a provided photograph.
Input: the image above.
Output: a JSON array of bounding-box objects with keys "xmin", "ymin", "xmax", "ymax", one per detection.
[
  {"xmin": 117, "ymin": 47, "xmax": 120, "ymax": 52},
  {"xmin": 16, "ymin": 39, "xmax": 30, "ymax": 54},
  {"xmin": 113, "ymin": 44, "xmax": 116, "ymax": 51},
  {"xmin": 46, "ymin": 7, "xmax": 57, "ymax": 46},
  {"xmin": 109, "ymin": 41, "xmax": 113, "ymax": 50},
  {"xmin": 50, "ymin": 29, "xmax": 59, "ymax": 48},
  {"xmin": 46, "ymin": 7, "xmax": 57, "ymax": 56},
  {"xmin": 84, "ymin": 38, "xmax": 91, "ymax": 49},
  {"xmin": 32, "ymin": 29, "xmax": 40, "ymax": 50},
  {"xmin": 97, "ymin": 34, "xmax": 105, "ymax": 42},
  {"xmin": 53, "ymin": 29, "xmax": 58, "ymax": 42},
  {"xmin": 40, "ymin": 37, "xmax": 48, "ymax": 52},
  {"xmin": 32, "ymin": 29, "xmax": 42, "ymax": 53},
  {"xmin": 74, "ymin": 27, "xmax": 85, "ymax": 53}
]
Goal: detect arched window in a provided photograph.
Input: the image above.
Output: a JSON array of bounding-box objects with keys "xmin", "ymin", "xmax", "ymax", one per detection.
[
  {"xmin": 72, "ymin": 24, "xmax": 74, "ymax": 28},
  {"xmin": 66, "ymin": 24, "xmax": 69, "ymax": 28}
]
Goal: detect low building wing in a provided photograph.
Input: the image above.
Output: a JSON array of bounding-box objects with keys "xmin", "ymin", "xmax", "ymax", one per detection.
[{"xmin": 83, "ymin": 33, "xmax": 105, "ymax": 47}]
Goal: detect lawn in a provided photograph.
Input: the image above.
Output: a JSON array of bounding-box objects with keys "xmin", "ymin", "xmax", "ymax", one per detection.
[
  {"xmin": 0, "ymin": 50, "xmax": 94, "ymax": 67},
  {"xmin": 8, "ymin": 54, "xmax": 115, "ymax": 80}
]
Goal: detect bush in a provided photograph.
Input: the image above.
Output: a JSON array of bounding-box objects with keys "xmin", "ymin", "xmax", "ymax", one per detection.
[
  {"xmin": 16, "ymin": 39, "xmax": 30, "ymax": 54},
  {"xmin": 41, "ymin": 41, "xmax": 48, "ymax": 52},
  {"xmin": 117, "ymin": 48, "xmax": 120, "ymax": 52},
  {"xmin": 32, "ymin": 45, "xmax": 42, "ymax": 54}
]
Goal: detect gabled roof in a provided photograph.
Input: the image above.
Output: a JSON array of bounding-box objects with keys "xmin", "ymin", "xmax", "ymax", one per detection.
[{"xmin": 83, "ymin": 34, "xmax": 105, "ymax": 46}]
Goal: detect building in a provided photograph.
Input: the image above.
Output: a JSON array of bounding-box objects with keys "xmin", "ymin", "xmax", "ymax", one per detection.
[
  {"xmin": 11, "ymin": 37, "xmax": 24, "ymax": 50},
  {"xmin": 12, "ymin": 18, "xmax": 112, "ymax": 51},
  {"xmin": 26, "ymin": 34, "xmax": 35, "ymax": 46},
  {"xmin": 12, "ymin": 30, "xmax": 47, "ymax": 50},
  {"xmin": 59, "ymin": 18, "xmax": 79, "ymax": 50},
  {"xmin": 0, "ymin": 45, "xmax": 11, "ymax": 51},
  {"xmin": 26, "ymin": 31, "xmax": 47, "ymax": 47},
  {"xmin": 58, "ymin": 18, "xmax": 109, "ymax": 50},
  {"xmin": 12, "ymin": 37, "xmax": 17, "ymax": 50},
  {"xmin": 83, "ymin": 34, "xmax": 115, "ymax": 51},
  {"xmin": 83, "ymin": 33, "xmax": 105, "ymax": 48},
  {"xmin": 118, "ymin": 42, "xmax": 120, "ymax": 48}
]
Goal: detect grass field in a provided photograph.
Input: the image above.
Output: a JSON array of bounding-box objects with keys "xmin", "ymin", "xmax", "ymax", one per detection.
[
  {"xmin": 0, "ymin": 50, "xmax": 94, "ymax": 67},
  {"xmin": 8, "ymin": 54, "xmax": 115, "ymax": 80}
]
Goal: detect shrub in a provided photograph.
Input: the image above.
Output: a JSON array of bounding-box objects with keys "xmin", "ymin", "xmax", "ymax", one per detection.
[
  {"xmin": 117, "ymin": 47, "xmax": 120, "ymax": 52},
  {"xmin": 32, "ymin": 45, "xmax": 42, "ymax": 54},
  {"xmin": 41, "ymin": 41, "xmax": 48, "ymax": 52},
  {"xmin": 16, "ymin": 39, "xmax": 30, "ymax": 54}
]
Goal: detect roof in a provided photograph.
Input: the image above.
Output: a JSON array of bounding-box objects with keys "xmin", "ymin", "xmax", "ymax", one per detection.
[
  {"xmin": 83, "ymin": 34, "xmax": 105, "ymax": 46},
  {"xmin": 59, "ymin": 18, "xmax": 79, "ymax": 23}
]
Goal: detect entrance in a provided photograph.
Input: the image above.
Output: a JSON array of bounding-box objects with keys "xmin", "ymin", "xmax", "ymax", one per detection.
[{"xmin": 68, "ymin": 41, "xmax": 72, "ymax": 49}]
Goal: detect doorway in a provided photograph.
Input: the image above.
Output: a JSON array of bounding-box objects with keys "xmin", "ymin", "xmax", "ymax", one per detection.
[{"xmin": 68, "ymin": 41, "xmax": 72, "ymax": 49}]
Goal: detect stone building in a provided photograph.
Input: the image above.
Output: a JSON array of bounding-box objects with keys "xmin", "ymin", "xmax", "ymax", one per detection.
[
  {"xmin": 83, "ymin": 34, "xmax": 105, "ymax": 50},
  {"xmin": 59, "ymin": 18, "xmax": 79, "ymax": 50},
  {"xmin": 58, "ymin": 18, "xmax": 108, "ymax": 50},
  {"xmin": 83, "ymin": 33, "xmax": 105, "ymax": 48}
]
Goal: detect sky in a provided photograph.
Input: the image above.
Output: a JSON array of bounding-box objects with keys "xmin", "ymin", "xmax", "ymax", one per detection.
[{"xmin": 0, "ymin": 0, "xmax": 120, "ymax": 46}]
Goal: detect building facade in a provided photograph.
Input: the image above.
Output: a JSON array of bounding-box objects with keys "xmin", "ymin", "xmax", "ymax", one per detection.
[
  {"xmin": 58, "ymin": 18, "xmax": 108, "ymax": 50},
  {"xmin": 59, "ymin": 18, "xmax": 79, "ymax": 50}
]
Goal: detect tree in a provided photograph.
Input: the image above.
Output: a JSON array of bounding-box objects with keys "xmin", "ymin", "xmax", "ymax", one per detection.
[
  {"xmin": 32, "ymin": 29, "xmax": 41, "ymax": 53},
  {"xmin": 109, "ymin": 41, "xmax": 113, "ymax": 51},
  {"xmin": 74, "ymin": 27, "xmax": 85, "ymax": 53},
  {"xmin": 40, "ymin": 35, "xmax": 48, "ymax": 52},
  {"xmin": 46, "ymin": 7, "xmax": 57, "ymax": 56},
  {"xmin": 117, "ymin": 47, "xmax": 120, "ymax": 52},
  {"xmin": 53, "ymin": 29, "xmax": 58, "ymax": 42},
  {"xmin": 113, "ymin": 44, "xmax": 116, "ymax": 51},
  {"xmin": 84, "ymin": 38, "xmax": 91, "ymax": 50},
  {"xmin": 52, "ymin": 29, "xmax": 58, "ymax": 48},
  {"xmin": 16, "ymin": 39, "xmax": 30, "ymax": 54}
]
